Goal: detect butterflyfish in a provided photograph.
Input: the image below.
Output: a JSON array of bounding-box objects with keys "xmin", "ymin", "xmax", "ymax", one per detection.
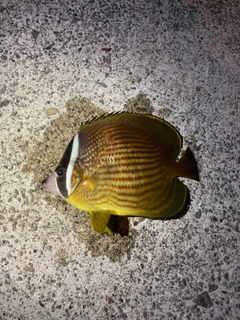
[{"xmin": 42, "ymin": 113, "xmax": 199, "ymax": 236}]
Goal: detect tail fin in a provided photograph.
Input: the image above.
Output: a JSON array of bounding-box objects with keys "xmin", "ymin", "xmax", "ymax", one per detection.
[{"xmin": 176, "ymin": 147, "xmax": 199, "ymax": 181}]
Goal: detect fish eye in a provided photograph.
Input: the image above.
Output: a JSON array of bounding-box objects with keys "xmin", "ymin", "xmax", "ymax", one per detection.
[{"xmin": 56, "ymin": 167, "xmax": 66, "ymax": 177}]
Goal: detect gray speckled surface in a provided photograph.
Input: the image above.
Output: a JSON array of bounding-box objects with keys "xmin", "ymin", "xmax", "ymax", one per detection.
[{"xmin": 0, "ymin": 0, "xmax": 239, "ymax": 319}]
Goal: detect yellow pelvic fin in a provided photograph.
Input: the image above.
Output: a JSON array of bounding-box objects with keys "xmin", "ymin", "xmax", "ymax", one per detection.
[{"xmin": 90, "ymin": 210, "xmax": 114, "ymax": 235}]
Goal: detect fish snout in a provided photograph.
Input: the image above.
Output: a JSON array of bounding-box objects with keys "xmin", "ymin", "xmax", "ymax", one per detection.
[
  {"xmin": 41, "ymin": 177, "xmax": 51, "ymax": 192},
  {"xmin": 41, "ymin": 178, "xmax": 47, "ymax": 188},
  {"xmin": 41, "ymin": 172, "xmax": 62, "ymax": 197}
]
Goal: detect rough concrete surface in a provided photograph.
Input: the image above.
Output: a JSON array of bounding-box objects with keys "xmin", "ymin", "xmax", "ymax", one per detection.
[{"xmin": 0, "ymin": 0, "xmax": 239, "ymax": 319}]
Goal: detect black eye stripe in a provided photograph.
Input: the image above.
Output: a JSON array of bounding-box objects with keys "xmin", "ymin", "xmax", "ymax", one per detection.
[{"xmin": 55, "ymin": 136, "xmax": 76, "ymax": 199}]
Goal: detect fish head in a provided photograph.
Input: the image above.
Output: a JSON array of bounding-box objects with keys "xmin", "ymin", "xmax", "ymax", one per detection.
[{"xmin": 41, "ymin": 134, "xmax": 83, "ymax": 199}]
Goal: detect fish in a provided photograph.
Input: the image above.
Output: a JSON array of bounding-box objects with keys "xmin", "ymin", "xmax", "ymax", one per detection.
[{"xmin": 42, "ymin": 112, "xmax": 199, "ymax": 236}]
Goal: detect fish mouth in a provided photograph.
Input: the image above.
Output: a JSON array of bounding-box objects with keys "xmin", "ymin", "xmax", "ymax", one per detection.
[
  {"xmin": 41, "ymin": 172, "xmax": 62, "ymax": 197},
  {"xmin": 41, "ymin": 178, "xmax": 47, "ymax": 189}
]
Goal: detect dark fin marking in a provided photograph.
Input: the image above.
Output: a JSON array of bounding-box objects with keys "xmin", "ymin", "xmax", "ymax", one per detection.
[
  {"xmin": 176, "ymin": 147, "xmax": 199, "ymax": 181},
  {"xmin": 107, "ymin": 215, "xmax": 129, "ymax": 236}
]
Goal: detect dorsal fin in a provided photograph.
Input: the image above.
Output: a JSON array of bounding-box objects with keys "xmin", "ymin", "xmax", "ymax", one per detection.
[{"xmin": 81, "ymin": 112, "xmax": 182, "ymax": 162}]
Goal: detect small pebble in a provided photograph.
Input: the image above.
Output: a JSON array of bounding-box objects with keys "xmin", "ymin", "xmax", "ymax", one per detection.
[
  {"xmin": 0, "ymin": 100, "xmax": 10, "ymax": 107},
  {"xmin": 209, "ymin": 284, "xmax": 218, "ymax": 292},
  {"xmin": 1, "ymin": 54, "xmax": 7, "ymax": 61},
  {"xmin": 196, "ymin": 291, "xmax": 213, "ymax": 308},
  {"xmin": 46, "ymin": 107, "xmax": 59, "ymax": 116},
  {"xmin": 195, "ymin": 210, "xmax": 202, "ymax": 219}
]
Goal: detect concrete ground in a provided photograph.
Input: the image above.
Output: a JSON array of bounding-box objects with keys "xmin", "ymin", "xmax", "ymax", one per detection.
[{"xmin": 0, "ymin": 0, "xmax": 239, "ymax": 319}]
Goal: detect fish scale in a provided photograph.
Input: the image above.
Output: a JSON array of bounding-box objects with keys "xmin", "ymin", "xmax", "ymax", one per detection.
[{"xmin": 42, "ymin": 112, "xmax": 199, "ymax": 235}]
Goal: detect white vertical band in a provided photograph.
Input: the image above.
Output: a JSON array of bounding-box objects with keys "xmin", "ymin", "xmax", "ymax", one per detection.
[{"xmin": 66, "ymin": 134, "xmax": 79, "ymax": 196}]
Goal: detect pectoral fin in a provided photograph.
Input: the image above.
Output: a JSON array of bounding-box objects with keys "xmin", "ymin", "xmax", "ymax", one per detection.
[{"xmin": 90, "ymin": 211, "xmax": 113, "ymax": 236}]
